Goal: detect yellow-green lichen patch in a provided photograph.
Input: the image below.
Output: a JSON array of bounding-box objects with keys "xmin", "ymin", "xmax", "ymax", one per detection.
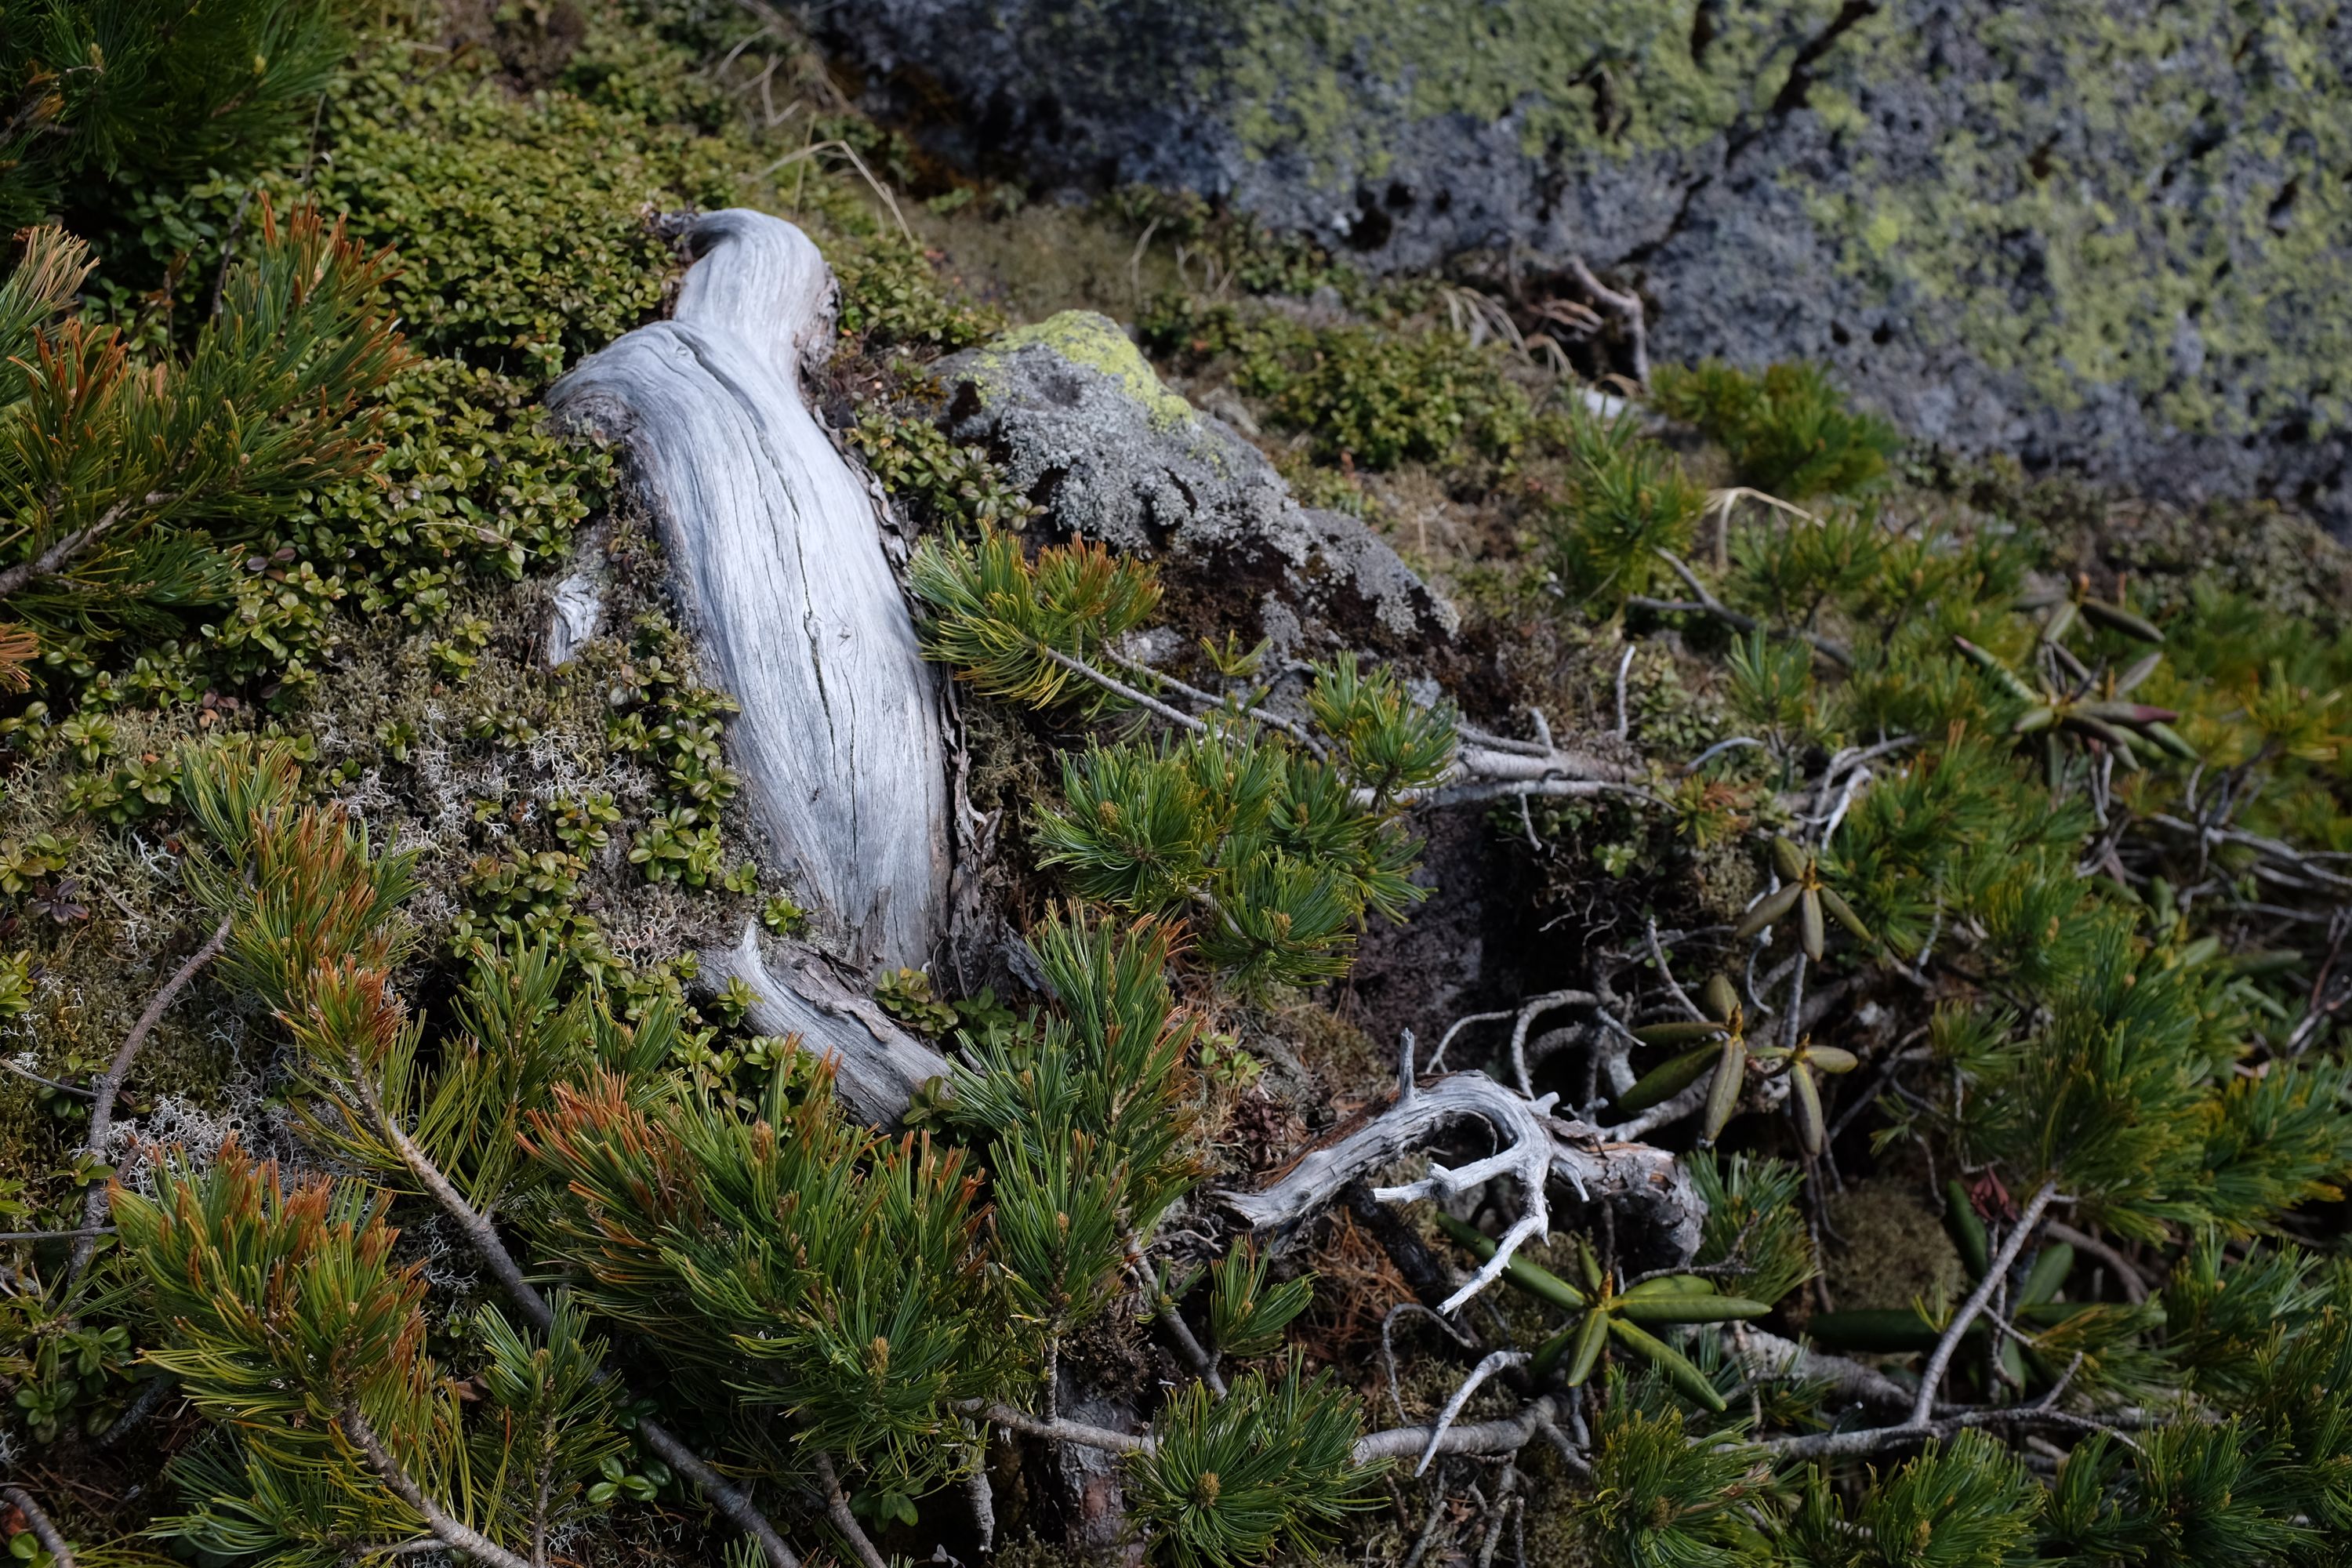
[
  {"xmin": 964, "ymin": 310, "xmax": 1200, "ymax": 432},
  {"xmin": 1223, "ymin": 0, "xmax": 1859, "ymax": 175},
  {"xmin": 1801, "ymin": 0, "xmax": 2352, "ymax": 443}
]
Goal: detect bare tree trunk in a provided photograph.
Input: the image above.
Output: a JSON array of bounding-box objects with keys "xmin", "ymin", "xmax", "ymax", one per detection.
[{"xmin": 550, "ymin": 210, "xmax": 950, "ymax": 974}]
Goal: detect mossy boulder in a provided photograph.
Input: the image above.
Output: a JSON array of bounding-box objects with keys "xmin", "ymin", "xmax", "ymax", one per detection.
[
  {"xmin": 830, "ymin": 0, "xmax": 2352, "ymax": 531},
  {"xmin": 935, "ymin": 310, "xmax": 1456, "ymax": 657}
]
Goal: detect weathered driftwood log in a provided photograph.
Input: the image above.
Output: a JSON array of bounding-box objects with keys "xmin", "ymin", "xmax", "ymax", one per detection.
[
  {"xmin": 548, "ymin": 220, "xmax": 1706, "ymax": 1312},
  {"xmin": 550, "ymin": 209, "xmax": 949, "ymax": 972}
]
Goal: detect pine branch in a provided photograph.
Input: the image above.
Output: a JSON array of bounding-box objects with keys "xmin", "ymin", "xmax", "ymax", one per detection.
[
  {"xmin": 1149, "ymin": 1285, "xmax": 1228, "ymax": 1398},
  {"xmin": 1352, "ymin": 1396, "xmax": 1563, "ymax": 1465},
  {"xmin": 1105, "ymin": 648, "xmax": 1327, "ymax": 757},
  {"xmin": 340, "ymin": 1403, "xmax": 533, "ymax": 1568},
  {"xmin": 980, "ymin": 1402, "xmax": 1152, "ymax": 1454},
  {"xmin": 985, "ymin": 601, "xmax": 1638, "ymax": 807},
  {"xmin": 1756, "ymin": 1403, "xmax": 2148, "ymax": 1461},
  {"xmin": 62, "ymin": 910, "xmax": 234, "ymax": 1292},
  {"xmin": 0, "ymin": 1061, "xmax": 93, "ymax": 1097},
  {"xmin": 983, "ymin": 1394, "xmax": 1572, "ymax": 1468},
  {"xmin": 0, "ymin": 491, "xmax": 160, "ymax": 600},
  {"xmin": 0, "ymin": 1485, "xmax": 75, "ymax": 1568},
  {"xmin": 1722, "ymin": 1327, "xmax": 1911, "ymax": 1412},
  {"xmin": 1626, "ymin": 549, "xmax": 1853, "ymax": 667},
  {"xmin": 1036, "ymin": 644, "xmax": 1209, "ymax": 734},
  {"xmin": 2045, "ymin": 1220, "xmax": 2151, "ymax": 1306},
  {"xmin": 334, "ymin": 1030, "xmax": 804, "ymax": 1568}
]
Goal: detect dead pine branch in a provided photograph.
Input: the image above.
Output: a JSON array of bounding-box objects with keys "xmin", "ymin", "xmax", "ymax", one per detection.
[
  {"xmin": 63, "ymin": 912, "xmax": 234, "ymax": 1293},
  {"xmin": 1221, "ymin": 1070, "xmax": 1701, "ymax": 1304},
  {"xmin": 0, "ymin": 1486, "xmax": 76, "ymax": 1568},
  {"xmin": 1564, "ymin": 256, "xmax": 1650, "ymax": 386}
]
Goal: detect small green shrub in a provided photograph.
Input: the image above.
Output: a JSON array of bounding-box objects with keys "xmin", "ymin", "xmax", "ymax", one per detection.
[
  {"xmin": 1542, "ymin": 412, "xmax": 1704, "ymax": 607},
  {"xmin": 849, "ymin": 408, "xmax": 1039, "ymax": 529},
  {"xmin": 605, "ymin": 614, "xmax": 742, "ymax": 887},
  {"xmin": 1652, "ymin": 359, "xmax": 1900, "ymax": 499},
  {"xmin": 833, "ymin": 232, "xmax": 1005, "ymax": 352},
  {"xmin": 314, "ymin": 53, "xmax": 745, "ymax": 378},
  {"xmin": 1577, "ymin": 1392, "xmax": 1769, "ymax": 1566},
  {"xmin": 1139, "ymin": 295, "xmax": 1530, "ymax": 469},
  {"xmin": 1127, "ymin": 1359, "xmax": 1381, "ymax": 1568}
]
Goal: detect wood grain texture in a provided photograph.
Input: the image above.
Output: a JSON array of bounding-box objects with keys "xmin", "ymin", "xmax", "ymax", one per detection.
[
  {"xmin": 550, "ymin": 210, "xmax": 949, "ymax": 971},
  {"xmin": 706, "ymin": 922, "xmax": 953, "ymax": 1129}
]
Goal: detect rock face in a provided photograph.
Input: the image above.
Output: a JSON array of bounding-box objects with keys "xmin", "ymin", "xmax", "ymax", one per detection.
[
  {"xmin": 934, "ymin": 311, "xmax": 1456, "ymax": 657},
  {"xmin": 829, "ymin": 0, "xmax": 2352, "ymax": 531}
]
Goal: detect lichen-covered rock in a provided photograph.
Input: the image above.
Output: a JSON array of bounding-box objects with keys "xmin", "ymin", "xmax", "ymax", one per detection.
[
  {"xmin": 830, "ymin": 0, "xmax": 2352, "ymax": 530},
  {"xmin": 935, "ymin": 310, "xmax": 1456, "ymax": 656}
]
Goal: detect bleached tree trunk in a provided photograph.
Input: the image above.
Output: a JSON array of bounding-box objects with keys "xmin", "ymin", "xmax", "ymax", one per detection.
[
  {"xmin": 550, "ymin": 209, "xmax": 950, "ymax": 973},
  {"xmin": 550, "ymin": 210, "xmax": 956, "ymax": 1126}
]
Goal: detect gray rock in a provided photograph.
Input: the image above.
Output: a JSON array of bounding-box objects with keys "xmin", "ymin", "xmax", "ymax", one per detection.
[
  {"xmin": 827, "ymin": 0, "xmax": 2352, "ymax": 531},
  {"xmin": 934, "ymin": 311, "xmax": 1456, "ymax": 656}
]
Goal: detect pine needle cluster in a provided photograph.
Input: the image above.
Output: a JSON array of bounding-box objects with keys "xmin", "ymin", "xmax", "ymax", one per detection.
[{"xmin": 0, "ymin": 204, "xmax": 402, "ymax": 639}]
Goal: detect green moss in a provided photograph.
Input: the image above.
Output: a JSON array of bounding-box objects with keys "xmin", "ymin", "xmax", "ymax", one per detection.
[{"xmin": 1824, "ymin": 1178, "xmax": 1969, "ymax": 1314}]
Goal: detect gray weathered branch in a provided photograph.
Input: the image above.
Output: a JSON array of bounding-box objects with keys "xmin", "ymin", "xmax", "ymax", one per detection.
[
  {"xmin": 704, "ymin": 921, "xmax": 952, "ymax": 1128},
  {"xmin": 1221, "ymin": 1070, "xmax": 1701, "ymax": 1285}
]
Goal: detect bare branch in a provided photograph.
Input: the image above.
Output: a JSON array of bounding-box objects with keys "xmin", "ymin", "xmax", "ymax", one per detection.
[
  {"xmin": 815, "ymin": 1454, "xmax": 888, "ymax": 1568},
  {"xmin": 982, "ymin": 1403, "xmax": 1152, "ymax": 1455},
  {"xmin": 0, "ymin": 1060, "xmax": 93, "ymax": 1097},
  {"xmin": 2045, "ymin": 1220, "xmax": 2150, "ymax": 1306},
  {"xmin": 1564, "ymin": 256, "xmax": 1648, "ymax": 384},
  {"xmin": 1632, "ymin": 550, "xmax": 1853, "ymax": 668},
  {"xmin": 65, "ymin": 912, "xmax": 234, "ymax": 1291},
  {"xmin": 1428, "ymin": 1010, "xmax": 1513, "ymax": 1073},
  {"xmin": 0, "ymin": 1486, "xmax": 76, "ymax": 1568},
  {"xmin": 1755, "ymin": 1403, "xmax": 2147, "ymax": 1462},
  {"xmin": 1354, "ymin": 1395, "xmax": 1564, "ymax": 1466},
  {"xmin": 1506, "ymin": 989, "xmax": 1599, "ymax": 1097},
  {"xmin": 1221, "ymin": 1072, "xmax": 1702, "ymax": 1305},
  {"xmin": 1909, "ymin": 1180, "xmax": 2062, "ymax": 1428},
  {"xmin": 342, "ymin": 1403, "xmax": 533, "ymax": 1568},
  {"xmin": 1414, "ymin": 1351, "xmax": 1529, "ymax": 1475},
  {"xmin": 1723, "ymin": 1327, "xmax": 1912, "ymax": 1413}
]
